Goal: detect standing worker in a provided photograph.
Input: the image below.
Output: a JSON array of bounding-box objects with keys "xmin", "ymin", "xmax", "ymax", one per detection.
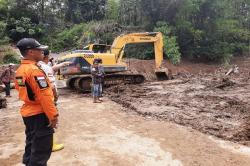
[
  {"xmin": 0, "ymin": 63, "xmax": 14, "ymax": 97},
  {"xmin": 91, "ymin": 59, "xmax": 103, "ymax": 103},
  {"xmin": 98, "ymin": 59, "xmax": 105, "ymax": 97},
  {"xmin": 37, "ymin": 49, "xmax": 64, "ymax": 152},
  {"xmin": 15, "ymin": 38, "xmax": 58, "ymax": 166},
  {"xmin": 38, "ymin": 49, "xmax": 72, "ymax": 103}
]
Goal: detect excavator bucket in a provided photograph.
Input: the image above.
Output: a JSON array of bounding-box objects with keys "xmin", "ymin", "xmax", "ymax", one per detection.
[
  {"xmin": 155, "ymin": 68, "xmax": 171, "ymax": 81},
  {"xmin": 155, "ymin": 71, "xmax": 168, "ymax": 80}
]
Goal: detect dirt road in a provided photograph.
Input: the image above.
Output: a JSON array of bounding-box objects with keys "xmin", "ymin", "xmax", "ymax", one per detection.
[{"xmin": 1, "ymin": 89, "xmax": 250, "ymax": 166}]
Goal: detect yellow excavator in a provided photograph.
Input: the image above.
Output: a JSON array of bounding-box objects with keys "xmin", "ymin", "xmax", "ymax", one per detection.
[{"xmin": 58, "ymin": 32, "xmax": 170, "ymax": 91}]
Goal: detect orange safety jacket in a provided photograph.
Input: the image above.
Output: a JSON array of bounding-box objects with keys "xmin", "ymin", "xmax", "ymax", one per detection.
[{"xmin": 15, "ymin": 59, "xmax": 58, "ymax": 121}]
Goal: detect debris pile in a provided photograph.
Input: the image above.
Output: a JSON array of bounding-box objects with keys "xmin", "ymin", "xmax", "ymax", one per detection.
[{"xmin": 107, "ymin": 57, "xmax": 250, "ymax": 146}]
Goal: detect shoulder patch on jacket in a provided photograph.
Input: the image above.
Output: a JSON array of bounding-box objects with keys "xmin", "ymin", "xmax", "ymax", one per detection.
[
  {"xmin": 35, "ymin": 76, "xmax": 49, "ymax": 89},
  {"xmin": 16, "ymin": 77, "xmax": 25, "ymax": 86}
]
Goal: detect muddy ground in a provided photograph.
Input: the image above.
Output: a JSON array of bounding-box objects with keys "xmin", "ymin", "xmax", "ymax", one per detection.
[
  {"xmin": 107, "ymin": 57, "xmax": 250, "ymax": 146},
  {"xmin": 1, "ymin": 89, "xmax": 250, "ymax": 166}
]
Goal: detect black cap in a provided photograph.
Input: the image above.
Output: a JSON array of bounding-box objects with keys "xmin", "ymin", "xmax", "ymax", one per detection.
[{"xmin": 16, "ymin": 38, "xmax": 48, "ymax": 51}]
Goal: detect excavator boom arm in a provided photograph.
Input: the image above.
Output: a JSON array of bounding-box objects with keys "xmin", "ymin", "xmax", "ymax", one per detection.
[{"xmin": 110, "ymin": 32, "xmax": 164, "ymax": 70}]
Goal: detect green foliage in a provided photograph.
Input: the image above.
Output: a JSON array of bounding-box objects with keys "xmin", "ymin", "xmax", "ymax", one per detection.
[
  {"xmin": 0, "ymin": 0, "xmax": 9, "ymax": 44},
  {"xmin": 0, "ymin": 0, "xmax": 249, "ymax": 64},
  {"xmin": 51, "ymin": 23, "xmax": 87, "ymax": 52},
  {"xmin": 86, "ymin": 21, "xmax": 122, "ymax": 44},
  {"xmin": 51, "ymin": 20, "xmax": 122, "ymax": 52},
  {"xmin": 0, "ymin": 45, "xmax": 20, "ymax": 64},
  {"xmin": 173, "ymin": 0, "xmax": 250, "ymax": 63},
  {"xmin": 6, "ymin": 17, "xmax": 44, "ymax": 42},
  {"xmin": 216, "ymin": 19, "xmax": 250, "ymax": 55},
  {"xmin": 3, "ymin": 54, "xmax": 19, "ymax": 64},
  {"xmin": 154, "ymin": 22, "xmax": 181, "ymax": 64},
  {"xmin": 118, "ymin": 0, "xmax": 142, "ymax": 26},
  {"xmin": 0, "ymin": 0, "xmax": 7, "ymax": 20},
  {"xmin": 65, "ymin": 0, "xmax": 105, "ymax": 23},
  {"xmin": 105, "ymin": 0, "xmax": 119, "ymax": 20},
  {"xmin": 0, "ymin": 21, "xmax": 9, "ymax": 44}
]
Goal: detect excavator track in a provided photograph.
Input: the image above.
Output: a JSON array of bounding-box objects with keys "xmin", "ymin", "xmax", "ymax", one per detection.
[
  {"xmin": 66, "ymin": 76, "xmax": 79, "ymax": 89},
  {"xmin": 66, "ymin": 74, "xmax": 145, "ymax": 92}
]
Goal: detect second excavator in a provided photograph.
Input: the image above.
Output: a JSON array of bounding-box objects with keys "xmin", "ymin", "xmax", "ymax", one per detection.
[{"xmin": 58, "ymin": 32, "xmax": 170, "ymax": 91}]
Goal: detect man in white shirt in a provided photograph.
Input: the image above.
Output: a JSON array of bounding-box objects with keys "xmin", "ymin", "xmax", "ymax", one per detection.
[
  {"xmin": 38, "ymin": 55, "xmax": 58, "ymax": 101},
  {"xmin": 37, "ymin": 49, "xmax": 70, "ymax": 152},
  {"xmin": 38, "ymin": 50, "xmax": 71, "ymax": 102}
]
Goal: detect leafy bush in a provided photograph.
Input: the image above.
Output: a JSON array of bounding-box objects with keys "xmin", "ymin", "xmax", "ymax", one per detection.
[
  {"xmin": 105, "ymin": 0, "xmax": 119, "ymax": 20},
  {"xmin": 50, "ymin": 23, "xmax": 87, "ymax": 52},
  {"xmin": 50, "ymin": 21, "xmax": 122, "ymax": 52},
  {"xmin": 78, "ymin": 20, "xmax": 121, "ymax": 46},
  {"xmin": 3, "ymin": 53, "xmax": 19, "ymax": 64},
  {"xmin": 6, "ymin": 17, "xmax": 44, "ymax": 42},
  {"xmin": 0, "ymin": 21, "xmax": 6, "ymax": 37},
  {"xmin": 216, "ymin": 19, "xmax": 250, "ymax": 56},
  {"xmin": 0, "ymin": 45, "xmax": 20, "ymax": 64},
  {"xmin": 0, "ymin": 21, "xmax": 9, "ymax": 44}
]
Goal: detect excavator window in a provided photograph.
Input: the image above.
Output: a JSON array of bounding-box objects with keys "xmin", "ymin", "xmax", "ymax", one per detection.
[
  {"xmin": 59, "ymin": 57, "xmax": 77, "ymax": 65},
  {"xmin": 71, "ymin": 50, "xmax": 93, "ymax": 54},
  {"xmin": 61, "ymin": 57, "xmax": 91, "ymax": 73},
  {"xmin": 92, "ymin": 45, "xmax": 111, "ymax": 53},
  {"xmin": 123, "ymin": 43, "xmax": 154, "ymax": 59},
  {"xmin": 92, "ymin": 45, "xmax": 105, "ymax": 53}
]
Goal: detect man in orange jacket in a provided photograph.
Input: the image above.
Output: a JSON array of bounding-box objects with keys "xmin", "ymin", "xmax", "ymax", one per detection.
[{"xmin": 15, "ymin": 38, "xmax": 58, "ymax": 166}]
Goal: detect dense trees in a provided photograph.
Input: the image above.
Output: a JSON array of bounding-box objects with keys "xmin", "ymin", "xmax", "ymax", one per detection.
[
  {"xmin": 65, "ymin": 0, "xmax": 106, "ymax": 23},
  {"xmin": 0, "ymin": 0, "xmax": 249, "ymax": 63}
]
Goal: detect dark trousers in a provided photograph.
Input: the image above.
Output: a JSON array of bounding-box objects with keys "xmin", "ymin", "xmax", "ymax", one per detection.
[
  {"xmin": 22, "ymin": 113, "xmax": 54, "ymax": 166},
  {"xmin": 3, "ymin": 82, "xmax": 10, "ymax": 96}
]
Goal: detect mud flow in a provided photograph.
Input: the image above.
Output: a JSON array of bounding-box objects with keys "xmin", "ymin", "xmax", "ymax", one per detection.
[{"xmin": 106, "ymin": 58, "xmax": 250, "ymax": 146}]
